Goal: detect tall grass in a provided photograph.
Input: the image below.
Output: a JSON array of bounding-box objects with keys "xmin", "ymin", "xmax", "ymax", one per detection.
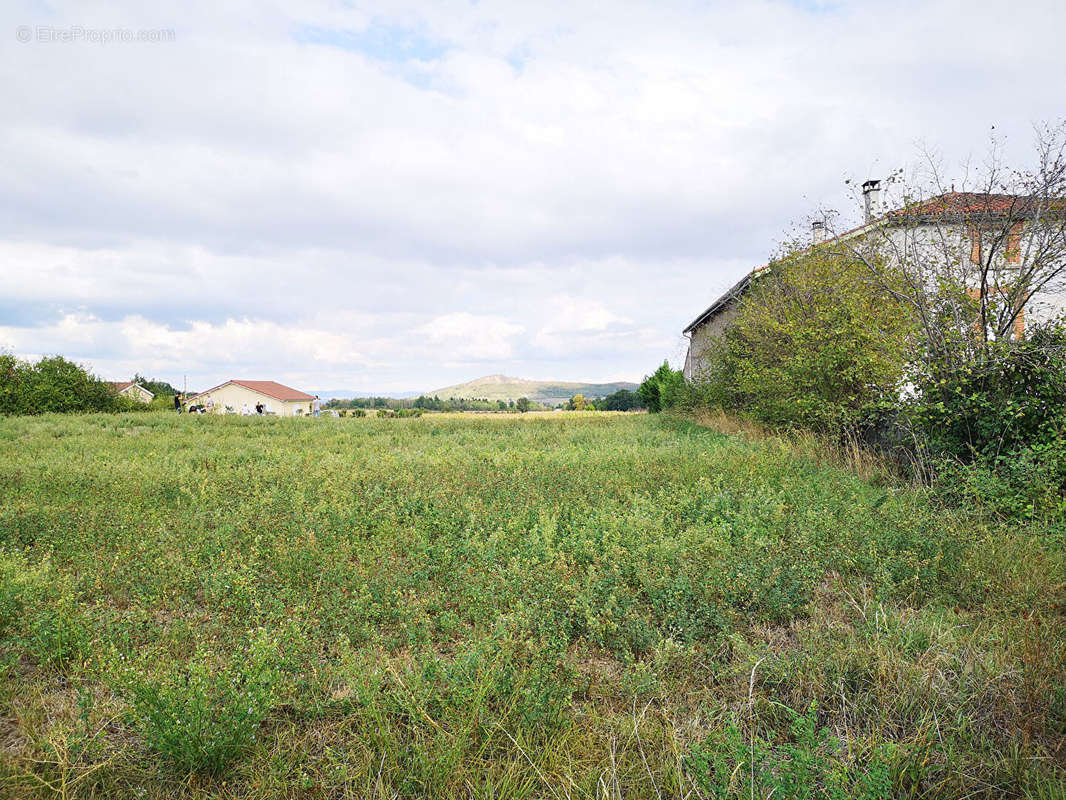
[{"xmin": 0, "ymin": 412, "xmax": 1062, "ymax": 797}]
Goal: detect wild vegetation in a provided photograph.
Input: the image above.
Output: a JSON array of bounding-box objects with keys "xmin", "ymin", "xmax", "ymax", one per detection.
[
  {"xmin": 0, "ymin": 354, "xmax": 150, "ymax": 416},
  {"xmin": 678, "ymin": 128, "xmax": 1066, "ymax": 528},
  {"xmin": 1, "ymin": 412, "xmax": 1062, "ymax": 798}
]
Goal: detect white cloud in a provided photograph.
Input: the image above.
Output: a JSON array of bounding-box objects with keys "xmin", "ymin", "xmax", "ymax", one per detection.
[{"xmin": 412, "ymin": 312, "xmax": 524, "ymax": 361}]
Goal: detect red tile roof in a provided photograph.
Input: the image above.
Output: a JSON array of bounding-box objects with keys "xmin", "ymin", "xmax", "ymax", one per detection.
[
  {"xmin": 194, "ymin": 380, "xmax": 314, "ymax": 402},
  {"xmin": 889, "ymin": 191, "xmax": 1065, "ymax": 218},
  {"xmin": 108, "ymin": 381, "xmax": 134, "ymax": 392}
]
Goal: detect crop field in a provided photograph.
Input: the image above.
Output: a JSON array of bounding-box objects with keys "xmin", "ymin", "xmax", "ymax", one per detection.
[{"xmin": 0, "ymin": 412, "xmax": 1063, "ymax": 798}]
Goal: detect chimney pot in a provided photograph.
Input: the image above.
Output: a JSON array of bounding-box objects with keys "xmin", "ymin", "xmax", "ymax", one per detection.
[
  {"xmin": 811, "ymin": 220, "xmax": 826, "ymax": 244},
  {"xmin": 862, "ymin": 179, "xmax": 881, "ymax": 222}
]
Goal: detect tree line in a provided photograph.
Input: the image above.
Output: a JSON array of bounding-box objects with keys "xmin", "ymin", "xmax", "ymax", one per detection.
[{"xmin": 0, "ymin": 354, "xmax": 167, "ymax": 415}]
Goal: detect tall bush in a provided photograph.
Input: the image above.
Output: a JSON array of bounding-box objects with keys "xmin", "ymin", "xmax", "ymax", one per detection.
[
  {"xmin": 911, "ymin": 322, "xmax": 1066, "ymax": 461},
  {"xmin": 701, "ymin": 247, "xmax": 915, "ymax": 433}
]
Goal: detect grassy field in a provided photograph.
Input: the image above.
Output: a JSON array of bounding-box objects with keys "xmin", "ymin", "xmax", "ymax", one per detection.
[{"xmin": 0, "ymin": 412, "xmax": 1063, "ymax": 798}]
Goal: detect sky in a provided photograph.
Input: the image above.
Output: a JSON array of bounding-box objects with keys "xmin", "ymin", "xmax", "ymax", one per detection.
[{"xmin": 2, "ymin": 0, "xmax": 1064, "ymax": 393}]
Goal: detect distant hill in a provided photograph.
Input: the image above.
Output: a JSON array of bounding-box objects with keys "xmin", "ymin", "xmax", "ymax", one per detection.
[{"xmin": 428, "ymin": 374, "xmax": 639, "ymax": 405}]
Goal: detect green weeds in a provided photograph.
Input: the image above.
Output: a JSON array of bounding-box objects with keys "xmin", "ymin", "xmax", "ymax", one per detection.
[
  {"xmin": 0, "ymin": 412, "xmax": 1061, "ymax": 797},
  {"xmin": 123, "ymin": 630, "xmax": 277, "ymax": 776}
]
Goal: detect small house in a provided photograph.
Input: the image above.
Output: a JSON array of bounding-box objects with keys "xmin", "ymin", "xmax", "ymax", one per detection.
[
  {"xmin": 190, "ymin": 380, "xmax": 315, "ymax": 416},
  {"xmin": 109, "ymin": 381, "xmax": 154, "ymax": 404}
]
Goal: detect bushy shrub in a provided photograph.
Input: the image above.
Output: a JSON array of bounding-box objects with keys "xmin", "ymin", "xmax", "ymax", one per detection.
[
  {"xmin": 933, "ymin": 436, "xmax": 1066, "ymax": 522},
  {"xmin": 699, "ymin": 248, "xmax": 914, "ymax": 433},
  {"xmin": 911, "ymin": 324, "xmax": 1066, "ymax": 462}
]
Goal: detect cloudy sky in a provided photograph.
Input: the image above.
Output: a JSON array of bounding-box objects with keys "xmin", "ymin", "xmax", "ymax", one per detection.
[{"xmin": 2, "ymin": 0, "xmax": 1064, "ymax": 393}]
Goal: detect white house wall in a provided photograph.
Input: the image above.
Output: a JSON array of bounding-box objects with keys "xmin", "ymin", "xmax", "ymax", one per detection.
[{"xmin": 196, "ymin": 384, "xmax": 310, "ymax": 416}]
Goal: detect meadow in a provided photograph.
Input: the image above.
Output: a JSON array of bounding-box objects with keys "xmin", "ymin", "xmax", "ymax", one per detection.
[{"xmin": 0, "ymin": 412, "xmax": 1063, "ymax": 798}]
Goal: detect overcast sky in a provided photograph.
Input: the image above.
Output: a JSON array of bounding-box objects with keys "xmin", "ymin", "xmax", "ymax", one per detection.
[{"xmin": 2, "ymin": 0, "xmax": 1064, "ymax": 393}]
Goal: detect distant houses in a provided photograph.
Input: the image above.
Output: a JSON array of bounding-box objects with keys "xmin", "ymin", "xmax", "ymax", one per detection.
[
  {"xmin": 108, "ymin": 381, "xmax": 154, "ymax": 404},
  {"xmin": 190, "ymin": 379, "xmax": 315, "ymax": 415}
]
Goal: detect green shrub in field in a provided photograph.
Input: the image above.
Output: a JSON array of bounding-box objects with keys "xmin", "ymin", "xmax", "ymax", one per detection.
[
  {"xmin": 125, "ymin": 632, "xmax": 277, "ymax": 776},
  {"xmin": 353, "ymin": 407, "xmax": 367, "ymax": 417},
  {"xmin": 684, "ymin": 703, "xmax": 892, "ymax": 799},
  {"xmin": 25, "ymin": 589, "xmax": 94, "ymax": 670},
  {"xmin": 911, "ymin": 324, "xmax": 1066, "ymax": 463},
  {"xmin": 905, "ymin": 323, "xmax": 1066, "ymax": 522},
  {"xmin": 934, "ymin": 437, "xmax": 1066, "ymax": 524}
]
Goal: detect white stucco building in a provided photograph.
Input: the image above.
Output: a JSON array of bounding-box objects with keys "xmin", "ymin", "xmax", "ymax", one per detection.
[{"xmin": 190, "ymin": 379, "xmax": 315, "ymax": 416}]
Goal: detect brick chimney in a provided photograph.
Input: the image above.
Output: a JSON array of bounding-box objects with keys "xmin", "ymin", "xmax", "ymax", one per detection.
[
  {"xmin": 862, "ymin": 179, "xmax": 881, "ymax": 222},
  {"xmin": 811, "ymin": 220, "xmax": 826, "ymax": 244}
]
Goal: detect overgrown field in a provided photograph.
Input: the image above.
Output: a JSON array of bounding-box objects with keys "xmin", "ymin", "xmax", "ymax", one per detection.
[{"xmin": 0, "ymin": 412, "xmax": 1063, "ymax": 798}]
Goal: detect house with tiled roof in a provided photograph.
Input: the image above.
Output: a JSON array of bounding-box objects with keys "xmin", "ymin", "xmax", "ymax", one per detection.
[
  {"xmin": 683, "ymin": 180, "xmax": 1066, "ymax": 380},
  {"xmin": 108, "ymin": 381, "xmax": 154, "ymax": 404},
  {"xmin": 189, "ymin": 379, "xmax": 315, "ymax": 415}
]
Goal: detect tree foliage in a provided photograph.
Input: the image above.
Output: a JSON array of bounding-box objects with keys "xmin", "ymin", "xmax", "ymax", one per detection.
[
  {"xmin": 567, "ymin": 393, "xmax": 588, "ymax": 411},
  {"xmin": 0, "ymin": 353, "xmax": 142, "ymax": 415},
  {"xmin": 832, "ymin": 122, "xmax": 1066, "ymax": 367},
  {"xmin": 707, "ymin": 248, "xmax": 916, "ymax": 432},
  {"xmin": 911, "ymin": 321, "xmax": 1066, "ymax": 462},
  {"xmin": 599, "ymin": 389, "xmax": 643, "ymax": 411},
  {"xmin": 638, "ymin": 362, "xmax": 684, "ymax": 413}
]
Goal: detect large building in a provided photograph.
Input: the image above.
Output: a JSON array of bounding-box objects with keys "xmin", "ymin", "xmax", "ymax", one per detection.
[
  {"xmin": 683, "ymin": 181, "xmax": 1066, "ymax": 380},
  {"xmin": 190, "ymin": 380, "xmax": 315, "ymax": 415}
]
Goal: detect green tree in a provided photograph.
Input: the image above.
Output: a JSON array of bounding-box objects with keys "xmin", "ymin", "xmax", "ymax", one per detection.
[
  {"xmin": 712, "ymin": 246, "xmax": 915, "ymax": 433},
  {"xmin": 516, "ymin": 397, "xmax": 532, "ymax": 413},
  {"xmin": 131, "ymin": 373, "xmax": 178, "ymax": 397},
  {"xmin": 638, "ymin": 362, "xmax": 684, "ymax": 413},
  {"xmin": 601, "ymin": 389, "xmax": 643, "ymax": 411}
]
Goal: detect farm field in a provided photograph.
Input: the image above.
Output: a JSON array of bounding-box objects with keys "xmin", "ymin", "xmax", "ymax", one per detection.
[{"xmin": 0, "ymin": 412, "xmax": 1063, "ymax": 798}]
